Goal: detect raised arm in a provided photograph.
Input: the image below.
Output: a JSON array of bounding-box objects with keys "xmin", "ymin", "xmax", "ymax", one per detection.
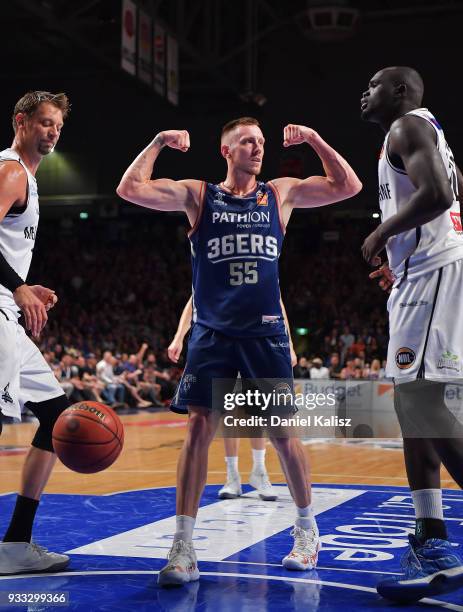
[
  {"xmin": 168, "ymin": 296, "xmax": 193, "ymax": 363},
  {"xmin": 270, "ymin": 125, "xmax": 362, "ymax": 227},
  {"xmin": 116, "ymin": 130, "xmax": 203, "ymax": 226},
  {"xmin": 362, "ymin": 115, "xmax": 454, "ymax": 264}
]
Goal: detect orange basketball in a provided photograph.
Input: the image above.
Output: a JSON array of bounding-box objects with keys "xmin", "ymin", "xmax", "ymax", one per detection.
[{"xmin": 52, "ymin": 401, "xmax": 124, "ymax": 474}]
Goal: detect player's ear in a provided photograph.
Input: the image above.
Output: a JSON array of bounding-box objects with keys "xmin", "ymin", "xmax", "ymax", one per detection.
[
  {"xmin": 221, "ymin": 144, "xmax": 230, "ymax": 159},
  {"xmin": 395, "ymin": 83, "xmax": 406, "ymax": 98},
  {"xmin": 15, "ymin": 112, "xmax": 26, "ymax": 130}
]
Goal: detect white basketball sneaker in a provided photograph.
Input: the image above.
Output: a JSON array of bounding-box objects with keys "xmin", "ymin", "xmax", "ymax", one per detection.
[
  {"xmin": 0, "ymin": 542, "xmax": 69, "ymax": 575},
  {"xmin": 158, "ymin": 540, "xmax": 200, "ymax": 586},
  {"xmin": 218, "ymin": 474, "xmax": 242, "ymax": 499},
  {"xmin": 249, "ymin": 469, "xmax": 278, "ymax": 501},
  {"xmin": 282, "ymin": 524, "xmax": 321, "ymax": 570}
]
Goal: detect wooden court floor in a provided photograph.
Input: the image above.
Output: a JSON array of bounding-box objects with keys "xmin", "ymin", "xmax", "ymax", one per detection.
[{"xmin": 0, "ymin": 411, "xmax": 459, "ymax": 495}]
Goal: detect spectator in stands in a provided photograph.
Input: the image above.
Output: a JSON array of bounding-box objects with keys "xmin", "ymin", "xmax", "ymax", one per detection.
[
  {"xmin": 309, "ymin": 357, "xmax": 330, "ymax": 379},
  {"xmin": 367, "ymin": 359, "xmax": 382, "ymax": 380},
  {"xmin": 293, "ymin": 356, "xmax": 310, "ymax": 378},
  {"xmin": 340, "ymin": 325, "xmax": 355, "ymax": 363},
  {"xmin": 96, "ymin": 351, "xmax": 126, "ymax": 407},
  {"xmin": 329, "ymin": 353, "xmax": 342, "ymax": 379},
  {"xmin": 340, "ymin": 359, "xmax": 356, "ymax": 380}
]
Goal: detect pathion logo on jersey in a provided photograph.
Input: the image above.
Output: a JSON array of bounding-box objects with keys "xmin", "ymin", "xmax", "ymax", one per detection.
[{"xmin": 212, "ymin": 211, "xmax": 270, "ymax": 224}]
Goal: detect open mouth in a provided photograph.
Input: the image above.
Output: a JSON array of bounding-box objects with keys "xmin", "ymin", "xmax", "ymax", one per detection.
[{"xmin": 360, "ymin": 100, "xmax": 368, "ymax": 111}]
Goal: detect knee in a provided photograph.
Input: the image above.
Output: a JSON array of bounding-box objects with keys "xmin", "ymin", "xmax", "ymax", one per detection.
[
  {"xmin": 270, "ymin": 436, "xmax": 293, "ymax": 458},
  {"xmin": 27, "ymin": 394, "xmax": 70, "ymax": 452},
  {"xmin": 188, "ymin": 411, "xmax": 213, "ymax": 446}
]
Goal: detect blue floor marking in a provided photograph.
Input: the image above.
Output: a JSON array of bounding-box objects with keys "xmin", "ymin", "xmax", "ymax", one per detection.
[{"xmin": 0, "ymin": 484, "xmax": 462, "ymax": 611}]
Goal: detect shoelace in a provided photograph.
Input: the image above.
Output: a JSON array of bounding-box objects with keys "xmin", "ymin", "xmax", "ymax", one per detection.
[
  {"xmin": 167, "ymin": 541, "xmax": 193, "ymax": 567},
  {"xmin": 290, "ymin": 527, "xmax": 318, "ymax": 555},
  {"xmin": 400, "ymin": 543, "xmax": 421, "ymax": 574},
  {"xmin": 252, "ymin": 472, "xmax": 272, "ymax": 489},
  {"xmin": 30, "ymin": 543, "xmax": 48, "ymax": 555}
]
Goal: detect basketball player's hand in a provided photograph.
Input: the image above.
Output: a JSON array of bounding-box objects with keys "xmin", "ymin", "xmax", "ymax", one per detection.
[
  {"xmin": 29, "ymin": 285, "xmax": 58, "ymax": 311},
  {"xmin": 155, "ymin": 130, "xmax": 190, "ymax": 153},
  {"xmin": 361, "ymin": 227, "xmax": 387, "ymax": 266},
  {"xmin": 369, "ymin": 263, "xmax": 394, "ymax": 293},
  {"xmin": 168, "ymin": 337, "xmax": 183, "ymax": 363},
  {"xmin": 283, "ymin": 125, "xmax": 318, "ymax": 147},
  {"xmin": 12, "ymin": 284, "xmax": 48, "ymax": 338}
]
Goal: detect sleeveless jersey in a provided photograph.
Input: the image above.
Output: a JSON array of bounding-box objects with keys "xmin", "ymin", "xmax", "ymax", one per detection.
[
  {"xmin": 189, "ymin": 181, "xmax": 286, "ymax": 337},
  {"xmin": 0, "ymin": 148, "xmax": 39, "ymax": 316},
  {"xmin": 378, "ymin": 108, "xmax": 463, "ymax": 280}
]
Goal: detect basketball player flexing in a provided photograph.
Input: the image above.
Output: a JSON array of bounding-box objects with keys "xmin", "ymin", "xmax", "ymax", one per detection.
[
  {"xmin": 361, "ymin": 67, "xmax": 463, "ymax": 602},
  {"xmin": 0, "ymin": 92, "xmax": 71, "ymax": 574},
  {"xmin": 168, "ymin": 294, "xmax": 297, "ymax": 502},
  {"xmin": 117, "ymin": 118, "xmax": 362, "ymax": 586}
]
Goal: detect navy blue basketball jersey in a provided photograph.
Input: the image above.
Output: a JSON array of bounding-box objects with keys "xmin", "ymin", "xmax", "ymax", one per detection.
[{"xmin": 189, "ymin": 181, "xmax": 286, "ymax": 337}]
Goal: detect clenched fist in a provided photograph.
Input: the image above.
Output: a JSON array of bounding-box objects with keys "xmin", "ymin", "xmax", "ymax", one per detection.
[
  {"xmin": 155, "ymin": 130, "xmax": 190, "ymax": 152},
  {"xmin": 283, "ymin": 125, "xmax": 318, "ymax": 148}
]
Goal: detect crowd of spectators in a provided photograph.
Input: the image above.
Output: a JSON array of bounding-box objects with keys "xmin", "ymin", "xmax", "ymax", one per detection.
[
  {"xmin": 42, "ymin": 342, "xmax": 180, "ymax": 411},
  {"xmin": 26, "ymin": 213, "xmax": 391, "ymax": 402}
]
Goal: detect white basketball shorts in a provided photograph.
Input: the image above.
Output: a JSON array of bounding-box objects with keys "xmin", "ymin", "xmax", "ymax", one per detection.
[
  {"xmin": 0, "ymin": 309, "xmax": 64, "ymax": 421},
  {"xmin": 386, "ymin": 258, "xmax": 463, "ymax": 385}
]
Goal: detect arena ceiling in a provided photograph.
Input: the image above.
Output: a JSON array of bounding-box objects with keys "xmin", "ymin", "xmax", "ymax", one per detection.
[{"xmin": 3, "ymin": 0, "xmax": 463, "ymax": 99}]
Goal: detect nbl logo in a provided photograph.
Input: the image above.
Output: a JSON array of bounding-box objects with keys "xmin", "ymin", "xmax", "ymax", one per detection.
[{"xmin": 395, "ymin": 347, "xmax": 416, "ymax": 370}]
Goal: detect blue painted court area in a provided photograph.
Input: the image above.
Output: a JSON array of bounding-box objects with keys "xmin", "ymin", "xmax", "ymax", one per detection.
[{"xmin": 0, "ymin": 484, "xmax": 462, "ymax": 611}]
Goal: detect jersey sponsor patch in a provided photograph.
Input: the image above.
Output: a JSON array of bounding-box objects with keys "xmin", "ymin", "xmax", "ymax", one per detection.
[
  {"xmin": 262, "ymin": 315, "xmax": 281, "ymax": 325},
  {"xmin": 450, "ymin": 212, "xmax": 462, "ymax": 234},
  {"xmin": 395, "ymin": 347, "xmax": 416, "ymax": 370},
  {"xmin": 437, "ymin": 350, "xmax": 460, "ymax": 372},
  {"xmin": 256, "ymin": 191, "xmax": 268, "ymax": 206}
]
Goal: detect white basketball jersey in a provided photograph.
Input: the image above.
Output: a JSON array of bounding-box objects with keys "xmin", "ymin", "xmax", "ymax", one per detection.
[
  {"xmin": 378, "ymin": 108, "xmax": 463, "ymax": 280},
  {"xmin": 0, "ymin": 148, "xmax": 39, "ymax": 316}
]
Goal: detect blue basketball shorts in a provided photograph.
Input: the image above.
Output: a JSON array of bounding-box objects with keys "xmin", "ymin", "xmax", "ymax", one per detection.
[{"xmin": 170, "ymin": 323, "xmax": 293, "ymax": 414}]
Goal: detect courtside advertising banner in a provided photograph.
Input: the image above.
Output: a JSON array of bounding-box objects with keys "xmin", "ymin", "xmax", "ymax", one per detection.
[
  {"xmin": 138, "ymin": 9, "xmax": 152, "ymax": 85},
  {"xmin": 121, "ymin": 0, "xmax": 137, "ymax": 75},
  {"xmin": 153, "ymin": 23, "xmax": 166, "ymax": 96},
  {"xmin": 167, "ymin": 35, "xmax": 178, "ymax": 106}
]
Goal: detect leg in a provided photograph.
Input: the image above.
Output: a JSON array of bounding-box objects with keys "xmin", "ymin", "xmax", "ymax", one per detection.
[
  {"xmin": 270, "ymin": 436, "xmax": 319, "ymax": 570},
  {"xmin": 249, "ymin": 437, "xmax": 277, "ymax": 501},
  {"xmin": 218, "ymin": 438, "xmax": 242, "ymax": 499},
  {"xmin": 158, "ymin": 406, "xmax": 220, "ymax": 587},
  {"xmin": 270, "ymin": 437, "xmax": 310, "ymax": 508},
  {"xmin": 4, "ymin": 395, "xmax": 69, "ymax": 542},
  {"xmin": 176, "ymin": 406, "xmax": 220, "ymax": 517},
  {"xmin": 0, "ymin": 394, "xmax": 70, "ymax": 575}
]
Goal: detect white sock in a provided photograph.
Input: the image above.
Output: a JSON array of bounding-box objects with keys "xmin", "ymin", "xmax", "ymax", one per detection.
[
  {"xmin": 411, "ymin": 489, "xmax": 444, "ymax": 520},
  {"xmin": 173, "ymin": 515, "xmax": 196, "ymax": 543},
  {"xmin": 225, "ymin": 456, "xmax": 239, "ymax": 478},
  {"xmin": 252, "ymin": 448, "xmax": 266, "ymax": 472},
  {"xmin": 295, "ymin": 505, "xmax": 315, "ymax": 530}
]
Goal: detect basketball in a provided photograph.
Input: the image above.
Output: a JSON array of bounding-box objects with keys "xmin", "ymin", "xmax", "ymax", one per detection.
[{"xmin": 52, "ymin": 401, "xmax": 124, "ymax": 474}]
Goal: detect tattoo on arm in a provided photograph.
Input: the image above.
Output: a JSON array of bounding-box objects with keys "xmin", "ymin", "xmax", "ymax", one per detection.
[{"xmin": 153, "ymin": 133, "xmax": 165, "ymax": 148}]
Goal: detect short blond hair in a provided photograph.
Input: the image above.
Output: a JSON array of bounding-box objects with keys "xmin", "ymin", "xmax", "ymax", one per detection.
[{"xmin": 221, "ymin": 117, "xmax": 260, "ymax": 142}]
